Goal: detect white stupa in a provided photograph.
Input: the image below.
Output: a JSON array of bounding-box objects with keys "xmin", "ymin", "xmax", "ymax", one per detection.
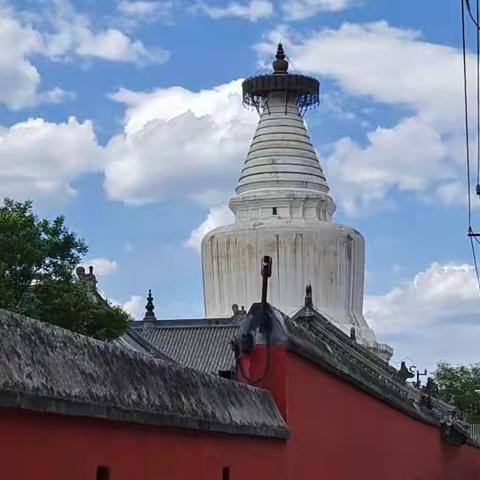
[{"xmin": 201, "ymin": 44, "xmax": 392, "ymax": 360}]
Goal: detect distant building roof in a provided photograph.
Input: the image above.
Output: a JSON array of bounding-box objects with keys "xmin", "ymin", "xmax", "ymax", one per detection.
[
  {"xmin": 114, "ymin": 328, "xmax": 175, "ymax": 362},
  {"xmin": 130, "ymin": 319, "xmax": 239, "ymax": 374},
  {"xmin": 120, "ymin": 293, "xmax": 474, "ymax": 446},
  {"xmin": 0, "ymin": 309, "xmax": 289, "ymax": 439}
]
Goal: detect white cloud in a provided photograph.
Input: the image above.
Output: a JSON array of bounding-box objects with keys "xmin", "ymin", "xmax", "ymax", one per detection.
[
  {"xmin": 0, "ymin": 116, "xmax": 103, "ymax": 203},
  {"xmin": 325, "ymin": 117, "xmax": 456, "ymax": 215},
  {"xmin": 184, "ymin": 204, "xmax": 234, "ymax": 253},
  {"xmin": 194, "ymin": 0, "xmax": 273, "ymax": 21},
  {"xmin": 82, "ymin": 258, "xmax": 118, "ymax": 277},
  {"xmin": 117, "ymin": 0, "xmax": 170, "ymax": 16},
  {"xmin": 365, "ymin": 263, "xmax": 480, "ymax": 370},
  {"xmin": 0, "ymin": 11, "xmax": 65, "ymax": 110},
  {"xmin": 104, "ymin": 80, "xmax": 256, "ymax": 205},
  {"xmin": 43, "ymin": 0, "xmax": 169, "ymax": 65},
  {"xmin": 256, "ymin": 22, "xmax": 475, "ymax": 214},
  {"xmin": 0, "ymin": 0, "xmax": 167, "ymax": 109},
  {"xmin": 259, "ymin": 22, "xmax": 460, "ymax": 127},
  {"xmin": 283, "ymin": 0, "xmax": 360, "ymax": 20},
  {"xmin": 115, "ymin": 1, "xmax": 175, "ymax": 29},
  {"xmin": 123, "ymin": 294, "xmax": 145, "ymax": 320}
]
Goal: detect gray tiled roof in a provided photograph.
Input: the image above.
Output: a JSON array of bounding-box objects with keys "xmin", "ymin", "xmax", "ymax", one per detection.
[
  {"xmin": 132, "ymin": 322, "xmax": 239, "ymax": 374},
  {"xmin": 285, "ymin": 306, "xmax": 475, "ymax": 444},
  {"xmin": 115, "ymin": 329, "xmax": 175, "ymax": 363},
  {"xmin": 0, "ymin": 309, "xmax": 288, "ymax": 438}
]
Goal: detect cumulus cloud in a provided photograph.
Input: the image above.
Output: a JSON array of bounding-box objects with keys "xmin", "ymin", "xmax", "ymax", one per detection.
[
  {"xmin": 0, "ymin": 116, "xmax": 103, "ymax": 203},
  {"xmin": 82, "ymin": 258, "xmax": 118, "ymax": 277},
  {"xmin": 104, "ymin": 80, "xmax": 256, "ymax": 205},
  {"xmin": 0, "ymin": 0, "xmax": 168, "ymax": 109},
  {"xmin": 43, "ymin": 0, "xmax": 169, "ymax": 64},
  {"xmin": 117, "ymin": 0, "xmax": 171, "ymax": 15},
  {"xmin": 123, "ymin": 294, "xmax": 145, "ymax": 320},
  {"xmin": 365, "ymin": 263, "xmax": 480, "ymax": 370},
  {"xmin": 194, "ymin": 0, "xmax": 274, "ymax": 21},
  {"xmin": 326, "ymin": 117, "xmax": 456, "ymax": 215},
  {"xmin": 184, "ymin": 204, "xmax": 234, "ymax": 253},
  {"xmin": 283, "ymin": 0, "xmax": 360, "ymax": 20},
  {"xmin": 116, "ymin": 1, "xmax": 174, "ymax": 27},
  {"xmin": 256, "ymin": 22, "xmax": 474, "ymax": 214},
  {"xmin": 0, "ymin": 79, "xmax": 255, "ymax": 207},
  {"xmin": 0, "ymin": 11, "xmax": 68, "ymax": 110}
]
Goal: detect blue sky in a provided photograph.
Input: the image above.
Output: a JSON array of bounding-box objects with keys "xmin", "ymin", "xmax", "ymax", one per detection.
[{"xmin": 1, "ymin": 0, "xmax": 479, "ymax": 371}]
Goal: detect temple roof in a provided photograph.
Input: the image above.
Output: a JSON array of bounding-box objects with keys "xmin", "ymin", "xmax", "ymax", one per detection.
[
  {"xmin": 114, "ymin": 328, "xmax": 175, "ymax": 362},
  {"xmin": 127, "ymin": 305, "xmax": 475, "ymax": 445},
  {"xmin": 130, "ymin": 320, "xmax": 238, "ymax": 374},
  {"xmin": 0, "ymin": 309, "xmax": 288, "ymax": 438}
]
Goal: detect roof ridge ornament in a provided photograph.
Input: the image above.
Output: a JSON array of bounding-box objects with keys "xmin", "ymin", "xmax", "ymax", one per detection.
[
  {"xmin": 143, "ymin": 289, "xmax": 157, "ymax": 321},
  {"xmin": 304, "ymin": 284, "xmax": 313, "ymax": 308}
]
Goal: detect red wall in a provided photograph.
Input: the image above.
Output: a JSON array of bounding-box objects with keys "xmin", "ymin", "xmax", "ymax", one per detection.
[
  {"xmin": 3, "ymin": 351, "xmax": 480, "ymax": 479},
  {"xmin": 0, "ymin": 408, "xmax": 287, "ymax": 480},
  {"xmin": 238, "ymin": 344, "xmax": 288, "ymax": 418},
  {"xmin": 285, "ymin": 352, "xmax": 480, "ymax": 480}
]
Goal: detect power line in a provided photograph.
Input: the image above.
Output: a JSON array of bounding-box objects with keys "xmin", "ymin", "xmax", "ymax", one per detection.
[
  {"xmin": 464, "ymin": 0, "xmax": 480, "ymax": 194},
  {"xmin": 476, "ymin": 0, "xmax": 480, "ymax": 187},
  {"xmin": 461, "ymin": 0, "xmax": 480, "ymax": 293},
  {"xmin": 471, "ymin": 236, "xmax": 480, "ymax": 291},
  {"xmin": 465, "ymin": 0, "xmax": 480, "ymax": 29},
  {"xmin": 461, "ymin": 0, "xmax": 473, "ymax": 228}
]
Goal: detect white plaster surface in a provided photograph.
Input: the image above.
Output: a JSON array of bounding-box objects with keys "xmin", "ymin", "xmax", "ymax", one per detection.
[{"xmin": 201, "ymin": 91, "xmax": 392, "ymax": 359}]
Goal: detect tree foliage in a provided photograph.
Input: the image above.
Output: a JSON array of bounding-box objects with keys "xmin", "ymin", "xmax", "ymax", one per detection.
[
  {"xmin": 433, "ymin": 362, "xmax": 480, "ymax": 423},
  {"xmin": 0, "ymin": 198, "xmax": 130, "ymax": 340}
]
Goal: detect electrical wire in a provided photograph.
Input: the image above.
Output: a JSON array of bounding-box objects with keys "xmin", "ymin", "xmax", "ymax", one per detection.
[
  {"xmin": 465, "ymin": 0, "xmax": 480, "ymax": 29},
  {"xmin": 461, "ymin": 0, "xmax": 480, "ymax": 294},
  {"xmin": 462, "ymin": 0, "xmax": 473, "ymax": 229},
  {"xmin": 253, "ymin": 58, "xmax": 272, "ymax": 77},
  {"xmin": 477, "ymin": 0, "xmax": 480, "ymax": 186},
  {"xmin": 471, "ymin": 236, "xmax": 480, "ymax": 291},
  {"xmin": 285, "ymin": 54, "xmax": 308, "ymax": 77},
  {"xmin": 233, "ymin": 306, "xmax": 272, "ymax": 384}
]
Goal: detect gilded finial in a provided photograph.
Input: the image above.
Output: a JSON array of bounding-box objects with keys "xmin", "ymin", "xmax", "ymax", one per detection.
[{"xmin": 272, "ymin": 42, "xmax": 289, "ymax": 74}]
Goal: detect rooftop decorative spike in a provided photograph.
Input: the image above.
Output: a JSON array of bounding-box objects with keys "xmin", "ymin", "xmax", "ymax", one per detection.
[
  {"xmin": 242, "ymin": 43, "xmax": 319, "ymax": 113},
  {"xmin": 272, "ymin": 43, "xmax": 289, "ymax": 74},
  {"xmin": 144, "ymin": 289, "xmax": 157, "ymax": 321},
  {"xmin": 304, "ymin": 285, "xmax": 313, "ymax": 308}
]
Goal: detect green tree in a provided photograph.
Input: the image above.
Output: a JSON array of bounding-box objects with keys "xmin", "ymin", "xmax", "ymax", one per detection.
[
  {"xmin": 0, "ymin": 198, "xmax": 130, "ymax": 340},
  {"xmin": 433, "ymin": 362, "xmax": 480, "ymax": 423}
]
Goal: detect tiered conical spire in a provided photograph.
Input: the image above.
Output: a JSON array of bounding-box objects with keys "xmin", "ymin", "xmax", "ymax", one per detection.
[
  {"xmin": 236, "ymin": 91, "xmax": 330, "ymax": 196},
  {"xmin": 233, "ymin": 43, "xmax": 334, "ymax": 220}
]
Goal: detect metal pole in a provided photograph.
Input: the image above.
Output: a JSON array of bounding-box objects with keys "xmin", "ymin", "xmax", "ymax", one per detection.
[{"xmin": 261, "ymin": 256, "xmax": 272, "ymax": 306}]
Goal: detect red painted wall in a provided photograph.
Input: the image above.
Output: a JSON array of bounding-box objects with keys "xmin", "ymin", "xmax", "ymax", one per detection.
[
  {"xmin": 0, "ymin": 408, "xmax": 287, "ymax": 480},
  {"xmin": 238, "ymin": 344, "xmax": 288, "ymax": 418},
  {"xmin": 3, "ymin": 350, "xmax": 480, "ymax": 479},
  {"xmin": 285, "ymin": 352, "xmax": 480, "ymax": 480}
]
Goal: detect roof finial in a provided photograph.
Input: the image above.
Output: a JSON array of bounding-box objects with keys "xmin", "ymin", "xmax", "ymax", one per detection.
[
  {"xmin": 272, "ymin": 42, "xmax": 289, "ymax": 74},
  {"xmin": 305, "ymin": 284, "xmax": 313, "ymax": 308},
  {"xmin": 144, "ymin": 289, "xmax": 157, "ymax": 321}
]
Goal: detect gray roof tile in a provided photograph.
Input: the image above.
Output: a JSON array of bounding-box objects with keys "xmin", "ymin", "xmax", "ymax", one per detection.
[
  {"xmin": 0, "ymin": 309, "xmax": 289, "ymax": 439},
  {"xmin": 132, "ymin": 324, "xmax": 239, "ymax": 374}
]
